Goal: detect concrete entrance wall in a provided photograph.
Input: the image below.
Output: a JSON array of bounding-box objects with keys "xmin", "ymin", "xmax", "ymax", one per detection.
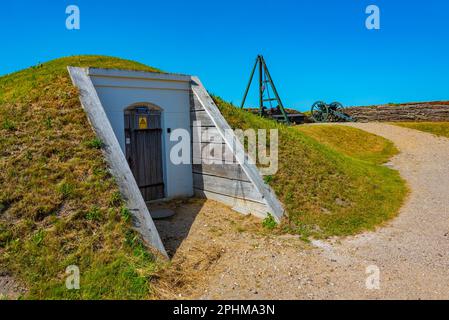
[
  {"xmin": 88, "ymin": 68, "xmax": 194, "ymax": 199},
  {"xmin": 69, "ymin": 66, "xmax": 285, "ymax": 256}
]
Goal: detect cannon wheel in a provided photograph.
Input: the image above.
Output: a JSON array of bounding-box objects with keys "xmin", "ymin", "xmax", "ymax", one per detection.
[
  {"xmin": 329, "ymin": 102, "xmax": 344, "ymax": 122},
  {"xmin": 311, "ymin": 101, "xmax": 329, "ymax": 123}
]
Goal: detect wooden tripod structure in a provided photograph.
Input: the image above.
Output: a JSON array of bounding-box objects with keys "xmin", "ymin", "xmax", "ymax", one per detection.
[{"xmin": 240, "ymin": 55, "xmax": 290, "ymax": 124}]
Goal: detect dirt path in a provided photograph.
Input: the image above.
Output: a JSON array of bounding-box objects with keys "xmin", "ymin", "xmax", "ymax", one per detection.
[
  {"xmin": 157, "ymin": 123, "xmax": 449, "ymax": 299},
  {"xmin": 0, "ymin": 271, "xmax": 26, "ymax": 299}
]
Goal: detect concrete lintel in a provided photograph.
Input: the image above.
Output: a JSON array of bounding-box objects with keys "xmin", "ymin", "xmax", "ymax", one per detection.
[{"xmin": 88, "ymin": 68, "xmax": 192, "ymax": 83}]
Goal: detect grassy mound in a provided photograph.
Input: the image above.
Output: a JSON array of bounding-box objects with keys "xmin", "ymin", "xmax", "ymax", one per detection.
[
  {"xmin": 393, "ymin": 122, "xmax": 449, "ymax": 138},
  {"xmin": 0, "ymin": 55, "xmax": 408, "ymax": 299},
  {"xmin": 296, "ymin": 125, "xmax": 398, "ymax": 165},
  {"xmin": 214, "ymin": 97, "xmax": 407, "ymax": 238},
  {"xmin": 0, "ymin": 56, "xmax": 164, "ymax": 299}
]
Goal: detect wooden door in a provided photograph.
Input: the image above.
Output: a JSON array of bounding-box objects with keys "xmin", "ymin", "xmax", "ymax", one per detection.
[{"xmin": 125, "ymin": 106, "xmax": 165, "ymax": 201}]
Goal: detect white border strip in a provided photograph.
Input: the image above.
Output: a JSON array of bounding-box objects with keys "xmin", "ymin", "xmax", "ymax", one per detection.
[{"xmin": 67, "ymin": 66, "xmax": 168, "ymax": 257}]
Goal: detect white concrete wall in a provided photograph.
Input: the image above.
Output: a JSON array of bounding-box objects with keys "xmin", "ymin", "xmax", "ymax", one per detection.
[{"xmin": 88, "ymin": 69, "xmax": 193, "ymax": 199}]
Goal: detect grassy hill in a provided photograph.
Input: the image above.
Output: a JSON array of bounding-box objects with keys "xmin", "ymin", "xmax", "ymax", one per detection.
[
  {"xmin": 296, "ymin": 125, "xmax": 398, "ymax": 165},
  {"xmin": 0, "ymin": 56, "xmax": 407, "ymax": 299},
  {"xmin": 214, "ymin": 97, "xmax": 407, "ymax": 238},
  {"xmin": 0, "ymin": 56, "xmax": 164, "ymax": 299}
]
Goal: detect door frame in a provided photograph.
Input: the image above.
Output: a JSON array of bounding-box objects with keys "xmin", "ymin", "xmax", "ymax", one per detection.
[{"xmin": 124, "ymin": 102, "xmax": 167, "ymax": 202}]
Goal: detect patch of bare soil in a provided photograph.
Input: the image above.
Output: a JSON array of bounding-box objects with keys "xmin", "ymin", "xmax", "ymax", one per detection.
[
  {"xmin": 151, "ymin": 199, "xmax": 269, "ymax": 298},
  {"xmin": 152, "ymin": 199, "xmax": 364, "ymax": 299},
  {"xmin": 153, "ymin": 124, "xmax": 449, "ymax": 299},
  {"xmin": 0, "ymin": 270, "xmax": 26, "ymax": 299}
]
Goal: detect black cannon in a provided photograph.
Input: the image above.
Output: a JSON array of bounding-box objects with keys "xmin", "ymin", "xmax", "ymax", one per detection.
[{"xmin": 310, "ymin": 101, "xmax": 355, "ymax": 123}]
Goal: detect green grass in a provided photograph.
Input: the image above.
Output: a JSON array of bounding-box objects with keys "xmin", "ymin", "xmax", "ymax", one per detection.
[
  {"xmin": 0, "ymin": 56, "xmax": 165, "ymax": 299},
  {"xmin": 392, "ymin": 122, "xmax": 449, "ymax": 138},
  {"xmin": 214, "ymin": 97, "xmax": 407, "ymax": 238},
  {"xmin": 262, "ymin": 214, "xmax": 278, "ymax": 230},
  {"xmin": 296, "ymin": 125, "xmax": 398, "ymax": 165},
  {"xmin": 0, "ymin": 55, "xmax": 410, "ymax": 299}
]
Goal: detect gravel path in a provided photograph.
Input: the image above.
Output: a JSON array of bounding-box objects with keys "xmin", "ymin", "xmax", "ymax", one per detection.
[
  {"xmin": 3, "ymin": 123, "xmax": 447, "ymax": 299},
  {"xmin": 329, "ymin": 122, "xmax": 449, "ymax": 299},
  {"xmin": 162, "ymin": 123, "xmax": 449, "ymax": 300}
]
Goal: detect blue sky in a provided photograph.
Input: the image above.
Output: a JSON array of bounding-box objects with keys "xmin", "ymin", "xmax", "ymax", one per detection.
[{"xmin": 1, "ymin": 0, "xmax": 448, "ymax": 110}]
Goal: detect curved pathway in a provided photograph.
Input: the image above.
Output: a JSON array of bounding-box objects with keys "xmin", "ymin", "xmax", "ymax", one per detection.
[
  {"xmin": 325, "ymin": 122, "xmax": 449, "ymax": 299},
  {"xmin": 169, "ymin": 123, "xmax": 449, "ymax": 299}
]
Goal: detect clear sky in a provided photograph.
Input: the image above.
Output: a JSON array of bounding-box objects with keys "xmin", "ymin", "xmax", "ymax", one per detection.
[{"xmin": 1, "ymin": 0, "xmax": 448, "ymax": 110}]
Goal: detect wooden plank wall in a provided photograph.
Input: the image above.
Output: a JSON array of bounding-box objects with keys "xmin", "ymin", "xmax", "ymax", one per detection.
[{"xmin": 189, "ymin": 80, "xmax": 285, "ymax": 220}]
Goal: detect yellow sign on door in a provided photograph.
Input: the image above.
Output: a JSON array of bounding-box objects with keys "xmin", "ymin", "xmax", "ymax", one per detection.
[{"xmin": 138, "ymin": 116, "xmax": 148, "ymax": 129}]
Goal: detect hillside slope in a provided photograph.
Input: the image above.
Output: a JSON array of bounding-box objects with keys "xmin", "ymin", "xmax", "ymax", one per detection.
[
  {"xmin": 0, "ymin": 56, "xmax": 164, "ymax": 299},
  {"xmin": 214, "ymin": 97, "xmax": 407, "ymax": 238},
  {"xmin": 0, "ymin": 56, "xmax": 408, "ymax": 299},
  {"xmin": 296, "ymin": 125, "xmax": 398, "ymax": 165}
]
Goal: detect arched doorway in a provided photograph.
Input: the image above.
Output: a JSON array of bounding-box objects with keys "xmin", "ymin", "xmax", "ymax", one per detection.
[{"xmin": 124, "ymin": 104, "xmax": 165, "ymax": 202}]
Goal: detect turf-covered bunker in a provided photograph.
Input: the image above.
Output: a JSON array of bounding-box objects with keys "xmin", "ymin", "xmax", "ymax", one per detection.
[{"xmin": 68, "ymin": 67, "xmax": 284, "ymax": 255}]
